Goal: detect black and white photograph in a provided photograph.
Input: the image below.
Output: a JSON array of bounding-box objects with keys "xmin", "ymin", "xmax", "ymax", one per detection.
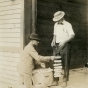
[{"xmin": 0, "ymin": 0, "xmax": 88, "ymax": 88}]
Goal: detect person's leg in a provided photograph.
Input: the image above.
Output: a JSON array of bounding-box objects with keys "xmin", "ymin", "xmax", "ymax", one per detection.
[
  {"xmin": 60, "ymin": 43, "xmax": 71, "ymax": 87},
  {"xmin": 19, "ymin": 75, "xmax": 24, "ymax": 85},
  {"xmin": 23, "ymin": 74, "xmax": 33, "ymax": 88}
]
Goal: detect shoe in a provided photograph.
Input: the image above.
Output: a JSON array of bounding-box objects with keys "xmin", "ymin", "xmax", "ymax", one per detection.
[
  {"xmin": 63, "ymin": 77, "xmax": 69, "ymax": 82},
  {"xmin": 85, "ymin": 63, "xmax": 88, "ymax": 67},
  {"xmin": 51, "ymin": 81, "xmax": 58, "ymax": 86},
  {"xmin": 60, "ymin": 82, "xmax": 67, "ymax": 88}
]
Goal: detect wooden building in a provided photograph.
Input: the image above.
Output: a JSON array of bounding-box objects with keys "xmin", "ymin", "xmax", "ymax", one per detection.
[{"xmin": 0, "ymin": 0, "xmax": 87, "ymax": 87}]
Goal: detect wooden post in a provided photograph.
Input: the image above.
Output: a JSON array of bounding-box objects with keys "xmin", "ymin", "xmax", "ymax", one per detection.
[
  {"xmin": 32, "ymin": 0, "xmax": 37, "ymax": 33},
  {"xmin": 86, "ymin": 1, "xmax": 88, "ymax": 63}
]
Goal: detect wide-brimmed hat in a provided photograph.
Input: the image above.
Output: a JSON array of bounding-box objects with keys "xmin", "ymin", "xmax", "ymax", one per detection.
[
  {"xmin": 28, "ymin": 33, "xmax": 41, "ymax": 41},
  {"xmin": 53, "ymin": 11, "xmax": 65, "ymax": 22}
]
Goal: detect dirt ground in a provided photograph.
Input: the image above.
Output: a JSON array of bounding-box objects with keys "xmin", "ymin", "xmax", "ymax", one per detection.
[{"xmin": 0, "ymin": 68, "xmax": 88, "ymax": 88}]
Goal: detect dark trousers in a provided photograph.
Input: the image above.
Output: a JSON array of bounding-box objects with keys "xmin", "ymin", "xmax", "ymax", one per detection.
[{"xmin": 53, "ymin": 43, "xmax": 71, "ymax": 82}]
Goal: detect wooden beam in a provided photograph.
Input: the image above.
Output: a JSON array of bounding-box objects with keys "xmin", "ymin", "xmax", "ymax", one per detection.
[
  {"xmin": 87, "ymin": 1, "xmax": 88, "ymax": 63},
  {"xmin": 20, "ymin": 0, "xmax": 25, "ymax": 49},
  {"xmin": 32, "ymin": 0, "xmax": 37, "ymax": 33}
]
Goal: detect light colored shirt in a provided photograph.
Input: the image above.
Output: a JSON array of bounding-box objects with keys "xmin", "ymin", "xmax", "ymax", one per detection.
[{"xmin": 54, "ymin": 20, "xmax": 75, "ymax": 43}]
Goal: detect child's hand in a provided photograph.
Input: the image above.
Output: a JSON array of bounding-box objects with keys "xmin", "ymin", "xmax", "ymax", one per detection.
[
  {"xmin": 51, "ymin": 41, "xmax": 55, "ymax": 47},
  {"xmin": 50, "ymin": 56, "xmax": 55, "ymax": 61},
  {"xmin": 40, "ymin": 63, "xmax": 46, "ymax": 68}
]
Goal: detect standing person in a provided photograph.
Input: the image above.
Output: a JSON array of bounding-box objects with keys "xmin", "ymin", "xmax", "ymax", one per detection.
[
  {"xmin": 17, "ymin": 33, "xmax": 55, "ymax": 88},
  {"xmin": 51, "ymin": 11, "xmax": 75, "ymax": 86}
]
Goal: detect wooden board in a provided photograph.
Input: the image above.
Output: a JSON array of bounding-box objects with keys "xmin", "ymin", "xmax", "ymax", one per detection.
[
  {"xmin": 0, "ymin": 38, "xmax": 20, "ymax": 43},
  {"xmin": 0, "ymin": 24, "xmax": 20, "ymax": 28},
  {"xmin": 0, "ymin": 42, "xmax": 20, "ymax": 47},
  {"xmin": 0, "ymin": 73, "xmax": 19, "ymax": 81},
  {"xmin": 0, "ymin": 77, "xmax": 19, "ymax": 84},
  {"xmin": 0, "ymin": 0, "xmax": 21, "ymax": 7},
  {"xmin": 0, "ymin": 28, "xmax": 20, "ymax": 33},
  {"xmin": 0, "ymin": 56, "xmax": 20, "ymax": 62},
  {"xmin": 0, "ymin": 33, "xmax": 20, "ymax": 37},
  {"xmin": 0, "ymin": 4, "xmax": 21, "ymax": 12},
  {"xmin": 0, "ymin": 64, "xmax": 17, "ymax": 71},
  {"xmin": 0, "ymin": 9, "xmax": 21, "ymax": 15},
  {"xmin": 0, "ymin": 68, "xmax": 19, "ymax": 76},
  {"xmin": 0, "ymin": 19, "xmax": 21, "ymax": 24},
  {"xmin": 0, "ymin": 14, "xmax": 21, "ymax": 20},
  {"xmin": 0, "ymin": 51, "xmax": 20, "ymax": 57},
  {"xmin": 0, "ymin": 60, "xmax": 18, "ymax": 67}
]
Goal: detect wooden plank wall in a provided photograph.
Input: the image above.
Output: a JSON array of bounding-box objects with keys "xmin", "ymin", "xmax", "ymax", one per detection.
[
  {"xmin": 0, "ymin": 0, "xmax": 22, "ymax": 84},
  {"xmin": 37, "ymin": 0, "xmax": 87, "ymax": 68}
]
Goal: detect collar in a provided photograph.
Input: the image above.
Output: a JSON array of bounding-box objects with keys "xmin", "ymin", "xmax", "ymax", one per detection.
[{"xmin": 57, "ymin": 20, "xmax": 65, "ymax": 25}]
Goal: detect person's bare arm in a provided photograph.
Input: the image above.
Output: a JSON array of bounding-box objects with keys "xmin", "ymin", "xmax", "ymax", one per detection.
[{"xmin": 51, "ymin": 35, "xmax": 56, "ymax": 47}]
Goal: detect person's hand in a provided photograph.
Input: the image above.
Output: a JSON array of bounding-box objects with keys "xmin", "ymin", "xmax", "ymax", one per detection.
[
  {"xmin": 51, "ymin": 41, "xmax": 55, "ymax": 47},
  {"xmin": 59, "ymin": 41, "xmax": 66, "ymax": 51},
  {"xmin": 40, "ymin": 63, "xmax": 46, "ymax": 68},
  {"xmin": 50, "ymin": 56, "xmax": 55, "ymax": 61}
]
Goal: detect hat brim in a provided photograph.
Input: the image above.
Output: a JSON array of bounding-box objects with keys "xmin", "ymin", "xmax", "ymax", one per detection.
[
  {"xmin": 53, "ymin": 13, "xmax": 65, "ymax": 22},
  {"xmin": 29, "ymin": 38, "xmax": 41, "ymax": 41}
]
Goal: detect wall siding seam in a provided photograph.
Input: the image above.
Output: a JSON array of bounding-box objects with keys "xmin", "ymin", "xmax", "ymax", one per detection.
[
  {"xmin": 0, "ymin": 64, "xmax": 18, "ymax": 67},
  {"xmin": 0, "ymin": 37, "xmax": 20, "ymax": 38},
  {"xmin": 0, "ymin": 60, "xmax": 18, "ymax": 63},
  {"xmin": 0, "ymin": 1, "xmax": 21, "ymax": 7},
  {"xmin": 0, "ymin": 28, "xmax": 20, "ymax": 30},
  {"xmin": 0, "ymin": 3, "xmax": 21, "ymax": 8},
  {"xmin": 0, "ymin": 56, "xmax": 19, "ymax": 58},
  {"xmin": 0, "ymin": 0, "xmax": 21, "ymax": 3},
  {"xmin": 0, "ymin": 55, "xmax": 20, "ymax": 58},
  {"xmin": 0, "ymin": 10, "xmax": 21, "ymax": 16},
  {"xmin": 0, "ymin": 63, "xmax": 18, "ymax": 66},
  {"xmin": 0, "ymin": 27, "xmax": 20, "ymax": 29},
  {"xmin": 0, "ymin": 58, "xmax": 20, "ymax": 61},
  {"xmin": 0, "ymin": 80, "xmax": 19, "ymax": 85},
  {"xmin": 0, "ymin": 41, "xmax": 20, "ymax": 43},
  {"xmin": 0, "ymin": 32, "xmax": 20, "ymax": 33},
  {"xmin": 0, "ymin": 68, "xmax": 18, "ymax": 72},
  {"xmin": 0, "ymin": 81, "xmax": 19, "ymax": 85},
  {"xmin": 0, "ymin": 56, "xmax": 20, "ymax": 58},
  {"xmin": 0, "ymin": 0, "xmax": 10, "ymax": 3},
  {"xmin": 0, "ymin": 77, "xmax": 20, "ymax": 82},
  {"xmin": 0, "ymin": 61, "xmax": 19, "ymax": 63},
  {"xmin": 0, "ymin": 13, "xmax": 21, "ymax": 18},
  {"xmin": 0, "ymin": 72, "xmax": 19, "ymax": 77},
  {"xmin": 0, "ymin": 70, "xmax": 19, "ymax": 76},
  {"xmin": 0, "ymin": 4, "xmax": 21, "ymax": 12},
  {"xmin": 0, "ymin": 65, "xmax": 17, "ymax": 71},
  {"xmin": 0, "ymin": 13, "xmax": 21, "ymax": 16},
  {"xmin": 0, "ymin": 23, "xmax": 21, "ymax": 25},
  {"xmin": 0, "ymin": 15, "xmax": 21, "ymax": 20},
  {"xmin": 0, "ymin": 72, "xmax": 19, "ymax": 78},
  {"xmin": 0, "ymin": 18, "xmax": 21, "ymax": 21},
  {"xmin": 0, "ymin": 7, "xmax": 21, "ymax": 12}
]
